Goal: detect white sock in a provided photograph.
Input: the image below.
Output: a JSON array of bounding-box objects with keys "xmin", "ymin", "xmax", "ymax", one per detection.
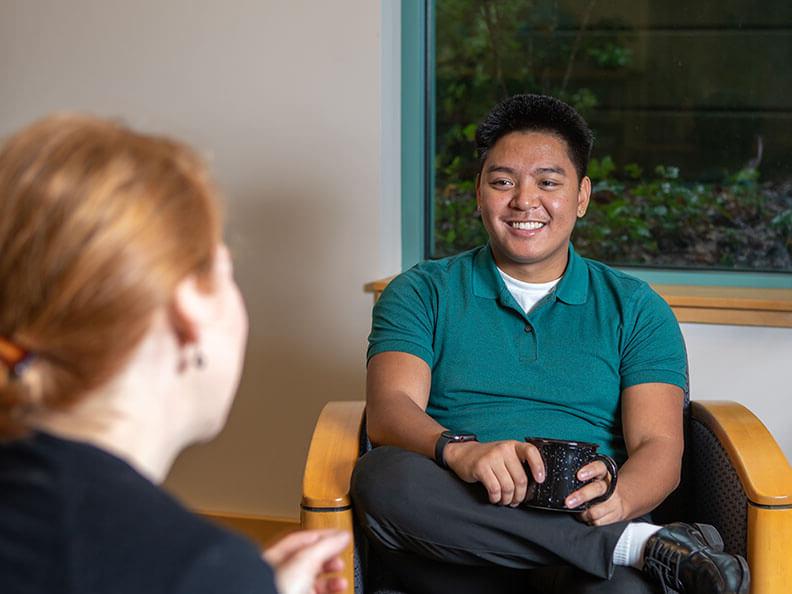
[{"xmin": 612, "ymin": 522, "xmax": 663, "ymax": 569}]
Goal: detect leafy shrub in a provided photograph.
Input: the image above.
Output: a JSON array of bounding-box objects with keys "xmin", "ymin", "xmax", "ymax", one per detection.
[{"xmin": 432, "ymin": 0, "xmax": 792, "ymax": 271}]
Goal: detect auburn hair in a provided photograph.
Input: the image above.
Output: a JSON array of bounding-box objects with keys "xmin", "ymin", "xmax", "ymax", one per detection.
[{"xmin": 0, "ymin": 115, "xmax": 221, "ymax": 438}]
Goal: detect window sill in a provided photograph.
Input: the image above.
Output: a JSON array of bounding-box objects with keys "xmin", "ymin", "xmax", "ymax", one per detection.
[
  {"xmin": 654, "ymin": 285, "xmax": 792, "ymax": 328},
  {"xmin": 364, "ymin": 278, "xmax": 792, "ymax": 328}
]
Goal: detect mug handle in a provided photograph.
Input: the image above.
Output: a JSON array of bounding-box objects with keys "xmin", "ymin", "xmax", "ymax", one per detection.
[{"xmin": 587, "ymin": 454, "xmax": 619, "ymax": 506}]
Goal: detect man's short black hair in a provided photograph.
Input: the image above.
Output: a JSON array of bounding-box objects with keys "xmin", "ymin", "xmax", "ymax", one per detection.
[{"xmin": 475, "ymin": 94, "xmax": 594, "ymax": 182}]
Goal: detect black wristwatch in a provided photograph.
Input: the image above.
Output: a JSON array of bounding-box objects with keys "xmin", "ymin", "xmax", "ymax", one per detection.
[{"xmin": 434, "ymin": 430, "xmax": 478, "ymax": 469}]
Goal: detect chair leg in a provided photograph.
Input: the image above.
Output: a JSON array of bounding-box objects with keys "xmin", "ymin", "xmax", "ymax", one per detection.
[
  {"xmin": 301, "ymin": 507, "xmax": 356, "ymax": 594},
  {"xmin": 747, "ymin": 505, "xmax": 792, "ymax": 594}
]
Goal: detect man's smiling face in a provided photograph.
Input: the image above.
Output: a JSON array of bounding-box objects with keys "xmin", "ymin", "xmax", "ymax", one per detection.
[{"xmin": 476, "ymin": 130, "xmax": 591, "ymax": 282}]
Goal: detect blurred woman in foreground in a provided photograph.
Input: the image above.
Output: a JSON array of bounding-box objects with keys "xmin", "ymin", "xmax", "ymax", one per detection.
[{"xmin": 0, "ymin": 115, "xmax": 348, "ymax": 594}]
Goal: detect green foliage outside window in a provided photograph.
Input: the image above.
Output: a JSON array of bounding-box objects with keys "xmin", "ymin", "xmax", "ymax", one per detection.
[{"xmin": 433, "ymin": 0, "xmax": 792, "ymax": 271}]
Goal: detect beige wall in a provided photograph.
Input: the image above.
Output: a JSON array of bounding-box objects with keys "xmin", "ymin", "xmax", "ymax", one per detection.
[
  {"xmin": 0, "ymin": 0, "xmax": 386, "ymax": 518},
  {"xmin": 684, "ymin": 324, "xmax": 792, "ymax": 463}
]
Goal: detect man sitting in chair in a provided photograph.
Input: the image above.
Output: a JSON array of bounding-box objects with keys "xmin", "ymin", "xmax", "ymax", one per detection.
[{"xmin": 351, "ymin": 94, "xmax": 749, "ymax": 594}]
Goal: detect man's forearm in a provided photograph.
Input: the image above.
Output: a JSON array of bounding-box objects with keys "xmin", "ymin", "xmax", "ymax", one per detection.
[
  {"xmin": 366, "ymin": 393, "xmax": 446, "ymax": 459},
  {"xmin": 366, "ymin": 352, "xmax": 442, "ymax": 458},
  {"xmin": 617, "ymin": 436, "xmax": 682, "ymax": 520}
]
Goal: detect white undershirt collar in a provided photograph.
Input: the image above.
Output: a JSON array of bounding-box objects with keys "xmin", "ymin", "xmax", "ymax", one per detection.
[{"xmin": 496, "ymin": 268, "xmax": 562, "ymax": 314}]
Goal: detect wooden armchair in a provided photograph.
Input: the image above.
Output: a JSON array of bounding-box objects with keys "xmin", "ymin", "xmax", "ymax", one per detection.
[{"xmin": 301, "ymin": 400, "xmax": 792, "ymax": 594}]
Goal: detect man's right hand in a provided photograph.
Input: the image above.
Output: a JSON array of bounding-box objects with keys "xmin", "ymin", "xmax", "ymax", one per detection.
[
  {"xmin": 366, "ymin": 352, "xmax": 546, "ymax": 507},
  {"xmin": 443, "ymin": 440, "xmax": 546, "ymax": 506}
]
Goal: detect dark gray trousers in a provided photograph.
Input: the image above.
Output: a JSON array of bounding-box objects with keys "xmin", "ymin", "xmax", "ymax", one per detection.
[{"xmin": 351, "ymin": 446, "xmax": 659, "ymax": 594}]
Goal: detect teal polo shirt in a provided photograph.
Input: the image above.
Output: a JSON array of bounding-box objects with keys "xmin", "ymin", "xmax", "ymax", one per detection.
[{"xmin": 367, "ymin": 244, "xmax": 687, "ymax": 464}]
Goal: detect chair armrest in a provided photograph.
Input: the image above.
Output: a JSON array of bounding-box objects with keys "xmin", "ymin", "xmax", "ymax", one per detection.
[
  {"xmin": 691, "ymin": 401, "xmax": 792, "ymax": 594},
  {"xmin": 301, "ymin": 400, "xmax": 366, "ymax": 509},
  {"xmin": 690, "ymin": 400, "xmax": 792, "ymax": 506}
]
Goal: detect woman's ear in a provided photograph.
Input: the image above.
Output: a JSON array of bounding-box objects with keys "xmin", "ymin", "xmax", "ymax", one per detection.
[{"xmin": 169, "ymin": 274, "xmax": 210, "ymax": 346}]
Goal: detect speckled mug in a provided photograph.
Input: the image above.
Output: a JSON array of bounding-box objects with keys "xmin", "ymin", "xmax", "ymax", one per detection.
[{"xmin": 522, "ymin": 437, "xmax": 618, "ymax": 512}]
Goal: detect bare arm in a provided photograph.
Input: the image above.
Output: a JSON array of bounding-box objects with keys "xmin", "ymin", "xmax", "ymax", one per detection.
[
  {"xmin": 365, "ymin": 351, "xmax": 545, "ymax": 506},
  {"xmin": 365, "ymin": 351, "xmax": 443, "ymax": 457},
  {"xmin": 572, "ymin": 382, "xmax": 685, "ymax": 525}
]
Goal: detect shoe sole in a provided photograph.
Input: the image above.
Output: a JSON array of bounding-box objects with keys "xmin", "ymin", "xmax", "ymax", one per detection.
[
  {"xmin": 693, "ymin": 523, "xmax": 724, "ymax": 552},
  {"xmin": 694, "ymin": 524, "xmax": 750, "ymax": 594},
  {"xmin": 736, "ymin": 554, "xmax": 750, "ymax": 594}
]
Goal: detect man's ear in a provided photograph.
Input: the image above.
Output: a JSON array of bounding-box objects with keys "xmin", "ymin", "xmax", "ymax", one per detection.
[
  {"xmin": 475, "ymin": 173, "xmax": 482, "ymax": 210},
  {"xmin": 169, "ymin": 274, "xmax": 209, "ymax": 346},
  {"xmin": 577, "ymin": 175, "xmax": 592, "ymax": 218}
]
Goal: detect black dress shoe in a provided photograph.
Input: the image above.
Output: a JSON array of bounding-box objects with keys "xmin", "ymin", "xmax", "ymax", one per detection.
[{"xmin": 643, "ymin": 522, "xmax": 749, "ymax": 594}]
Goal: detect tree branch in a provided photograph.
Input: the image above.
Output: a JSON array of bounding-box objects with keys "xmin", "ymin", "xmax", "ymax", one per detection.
[{"xmin": 561, "ymin": 0, "xmax": 597, "ymax": 93}]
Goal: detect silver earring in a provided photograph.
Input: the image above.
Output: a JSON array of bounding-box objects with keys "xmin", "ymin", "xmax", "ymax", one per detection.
[{"xmin": 177, "ymin": 348, "xmax": 206, "ymax": 373}]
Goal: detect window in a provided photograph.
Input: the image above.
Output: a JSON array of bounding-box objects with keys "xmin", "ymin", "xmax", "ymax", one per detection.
[{"xmin": 421, "ymin": 0, "xmax": 792, "ymax": 280}]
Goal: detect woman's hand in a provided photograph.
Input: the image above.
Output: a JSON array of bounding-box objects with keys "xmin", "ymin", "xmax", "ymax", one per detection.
[
  {"xmin": 263, "ymin": 529, "xmax": 350, "ymax": 594},
  {"xmin": 565, "ymin": 460, "xmax": 627, "ymax": 526},
  {"xmin": 444, "ymin": 440, "xmax": 545, "ymax": 506}
]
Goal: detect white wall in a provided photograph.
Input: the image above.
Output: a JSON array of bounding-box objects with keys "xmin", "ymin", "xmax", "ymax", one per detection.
[
  {"xmin": 683, "ymin": 324, "xmax": 792, "ymax": 463},
  {"xmin": 0, "ymin": 0, "xmax": 389, "ymax": 518}
]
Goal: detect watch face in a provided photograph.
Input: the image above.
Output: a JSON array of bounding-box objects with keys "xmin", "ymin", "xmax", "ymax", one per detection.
[
  {"xmin": 444, "ymin": 431, "xmax": 476, "ymax": 442},
  {"xmin": 436, "ymin": 431, "xmax": 477, "ymax": 468}
]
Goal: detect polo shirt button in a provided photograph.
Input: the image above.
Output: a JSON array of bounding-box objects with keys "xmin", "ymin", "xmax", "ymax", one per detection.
[{"xmin": 524, "ymin": 324, "xmax": 532, "ymax": 333}]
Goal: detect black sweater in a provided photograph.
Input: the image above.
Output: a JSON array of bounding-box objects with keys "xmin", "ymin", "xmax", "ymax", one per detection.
[{"xmin": 0, "ymin": 432, "xmax": 277, "ymax": 594}]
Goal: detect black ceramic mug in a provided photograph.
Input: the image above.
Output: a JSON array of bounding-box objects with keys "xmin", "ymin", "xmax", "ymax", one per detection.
[{"xmin": 521, "ymin": 437, "xmax": 618, "ymax": 512}]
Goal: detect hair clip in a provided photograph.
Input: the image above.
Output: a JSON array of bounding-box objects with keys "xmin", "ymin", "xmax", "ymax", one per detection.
[{"xmin": 0, "ymin": 337, "xmax": 33, "ymax": 380}]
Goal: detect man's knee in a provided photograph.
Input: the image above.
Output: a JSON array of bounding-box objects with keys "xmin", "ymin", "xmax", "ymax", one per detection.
[
  {"xmin": 351, "ymin": 446, "xmax": 424, "ymax": 522},
  {"xmin": 351, "ymin": 446, "xmax": 437, "ymax": 550}
]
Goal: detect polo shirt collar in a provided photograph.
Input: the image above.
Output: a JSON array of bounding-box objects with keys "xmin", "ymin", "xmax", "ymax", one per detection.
[
  {"xmin": 472, "ymin": 245, "xmax": 504, "ymax": 299},
  {"xmin": 554, "ymin": 243, "xmax": 589, "ymax": 305},
  {"xmin": 471, "ymin": 243, "xmax": 589, "ymax": 305}
]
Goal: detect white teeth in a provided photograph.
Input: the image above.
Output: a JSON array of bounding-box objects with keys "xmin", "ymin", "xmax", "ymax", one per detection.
[{"xmin": 511, "ymin": 221, "xmax": 545, "ymax": 230}]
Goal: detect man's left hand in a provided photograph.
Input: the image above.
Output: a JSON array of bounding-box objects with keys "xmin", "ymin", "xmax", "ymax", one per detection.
[{"xmin": 564, "ymin": 460, "xmax": 628, "ymax": 526}]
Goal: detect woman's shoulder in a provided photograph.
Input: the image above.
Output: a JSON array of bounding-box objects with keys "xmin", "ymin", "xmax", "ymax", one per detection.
[
  {"xmin": 62, "ymin": 436, "xmax": 276, "ymax": 593},
  {"xmin": 0, "ymin": 432, "xmax": 276, "ymax": 594}
]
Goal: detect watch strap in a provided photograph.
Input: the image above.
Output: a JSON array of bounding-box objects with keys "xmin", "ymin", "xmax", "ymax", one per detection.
[{"xmin": 434, "ymin": 431, "xmax": 477, "ymax": 469}]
